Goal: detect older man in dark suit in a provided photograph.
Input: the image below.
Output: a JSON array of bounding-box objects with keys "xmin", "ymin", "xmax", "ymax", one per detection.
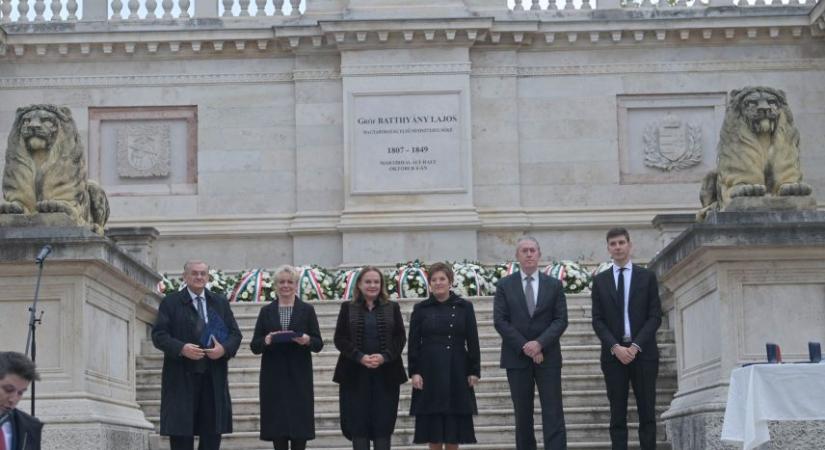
[
  {"xmin": 0, "ymin": 351, "xmax": 42, "ymax": 450},
  {"xmin": 493, "ymin": 236, "xmax": 568, "ymax": 450},
  {"xmin": 152, "ymin": 260, "xmax": 242, "ymax": 450},
  {"xmin": 591, "ymin": 228, "xmax": 662, "ymax": 450}
]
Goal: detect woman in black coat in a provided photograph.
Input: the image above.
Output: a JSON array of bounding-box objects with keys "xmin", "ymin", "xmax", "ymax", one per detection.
[
  {"xmin": 333, "ymin": 266, "xmax": 407, "ymax": 450},
  {"xmin": 250, "ymin": 265, "xmax": 324, "ymax": 450},
  {"xmin": 408, "ymin": 262, "xmax": 481, "ymax": 450}
]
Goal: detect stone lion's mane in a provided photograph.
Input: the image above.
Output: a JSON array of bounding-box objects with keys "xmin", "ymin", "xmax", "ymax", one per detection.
[{"xmin": 3, "ymin": 104, "xmax": 89, "ymax": 221}]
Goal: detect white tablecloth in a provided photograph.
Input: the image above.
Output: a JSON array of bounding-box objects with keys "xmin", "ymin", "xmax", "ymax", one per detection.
[{"xmin": 721, "ymin": 363, "xmax": 825, "ymax": 450}]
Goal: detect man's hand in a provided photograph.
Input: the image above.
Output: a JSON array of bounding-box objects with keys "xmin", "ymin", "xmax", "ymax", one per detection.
[
  {"xmin": 532, "ymin": 353, "xmax": 544, "ymax": 365},
  {"xmin": 467, "ymin": 375, "xmax": 479, "ymax": 387},
  {"xmin": 523, "ymin": 340, "xmax": 543, "ymax": 358},
  {"xmin": 613, "ymin": 345, "xmax": 635, "ymax": 365},
  {"xmin": 411, "ymin": 374, "xmax": 424, "ymax": 390},
  {"xmin": 181, "ymin": 343, "xmax": 205, "ymax": 360},
  {"xmin": 292, "ymin": 334, "xmax": 310, "ymax": 346},
  {"xmin": 205, "ymin": 338, "xmax": 226, "ymax": 360}
]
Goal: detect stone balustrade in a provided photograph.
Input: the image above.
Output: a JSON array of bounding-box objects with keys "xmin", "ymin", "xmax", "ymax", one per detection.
[{"xmin": 1, "ymin": 0, "xmax": 817, "ymax": 22}]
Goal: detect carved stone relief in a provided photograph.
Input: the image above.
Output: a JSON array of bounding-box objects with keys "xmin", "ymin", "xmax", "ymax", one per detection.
[
  {"xmin": 643, "ymin": 112, "xmax": 703, "ymax": 172},
  {"xmin": 116, "ymin": 123, "xmax": 172, "ymax": 178}
]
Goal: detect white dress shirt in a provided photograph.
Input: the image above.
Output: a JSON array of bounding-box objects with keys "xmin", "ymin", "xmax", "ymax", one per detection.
[
  {"xmin": 521, "ymin": 270, "xmax": 539, "ymax": 307},
  {"xmin": 2, "ymin": 417, "xmax": 12, "ymax": 450},
  {"xmin": 187, "ymin": 289, "xmax": 209, "ymax": 324},
  {"xmin": 612, "ymin": 262, "xmax": 632, "ymax": 340}
]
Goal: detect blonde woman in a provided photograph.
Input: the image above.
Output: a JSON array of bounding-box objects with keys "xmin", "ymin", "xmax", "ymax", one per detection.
[{"xmin": 250, "ymin": 265, "xmax": 323, "ymax": 450}]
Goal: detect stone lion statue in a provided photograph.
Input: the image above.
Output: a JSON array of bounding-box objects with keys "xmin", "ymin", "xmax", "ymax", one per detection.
[
  {"xmin": 1, "ymin": 105, "xmax": 109, "ymax": 234},
  {"xmin": 698, "ymin": 87, "xmax": 812, "ymax": 219}
]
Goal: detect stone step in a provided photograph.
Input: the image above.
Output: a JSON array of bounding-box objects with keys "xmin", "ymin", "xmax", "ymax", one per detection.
[
  {"xmin": 142, "ymin": 404, "xmax": 672, "ymax": 431},
  {"xmin": 137, "ymin": 357, "xmax": 678, "ymax": 386},
  {"xmin": 136, "ymin": 340, "xmax": 677, "ymax": 369},
  {"xmin": 138, "ymin": 326, "xmax": 675, "ymax": 358},
  {"xmin": 138, "ymin": 388, "xmax": 676, "ymax": 421},
  {"xmin": 148, "ymin": 423, "xmax": 672, "ymax": 450},
  {"xmin": 137, "ymin": 373, "xmax": 678, "ymax": 401}
]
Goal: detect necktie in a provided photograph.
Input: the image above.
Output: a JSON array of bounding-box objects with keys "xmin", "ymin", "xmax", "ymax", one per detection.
[
  {"xmin": 616, "ymin": 267, "xmax": 626, "ymax": 310},
  {"xmin": 196, "ymin": 296, "xmax": 206, "ymax": 323},
  {"xmin": 524, "ymin": 275, "xmax": 535, "ymax": 317}
]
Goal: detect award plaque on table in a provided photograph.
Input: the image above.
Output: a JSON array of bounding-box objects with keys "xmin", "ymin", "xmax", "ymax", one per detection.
[
  {"xmin": 271, "ymin": 331, "xmax": 300, "ymax": 343},
  {"xmin": 200, "ymin": 310, "xmax": 230, "ymax": 348}
]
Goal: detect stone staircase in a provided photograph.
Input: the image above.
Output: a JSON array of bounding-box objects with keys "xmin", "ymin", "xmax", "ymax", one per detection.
[{"xmin": 136, "ymin": 294, "xmax": 676, "ymax": 449}]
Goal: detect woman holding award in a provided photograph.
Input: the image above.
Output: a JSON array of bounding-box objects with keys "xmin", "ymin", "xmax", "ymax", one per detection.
[
  {"xmin": 251, "ymin": 265, "xmax": 324, "ymax": 450},
  {"xmin": 408, "ymin": 262, "xmax": 480, "ymax": 450},
  {"xmin": 333, "ymin": 266, "xmax": 408, "ymax": 450}
]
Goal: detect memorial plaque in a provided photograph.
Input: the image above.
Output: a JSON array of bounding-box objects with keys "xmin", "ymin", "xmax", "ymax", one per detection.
[{"xmin": 351, "ymin": 92, "xmax": 464, "ymax": 194}]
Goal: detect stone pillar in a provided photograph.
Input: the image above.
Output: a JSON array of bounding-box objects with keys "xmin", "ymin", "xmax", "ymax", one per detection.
[
  {"xmin": 81, "ymin": 0, "xmax": 109, "ymax": 20},
  {"xmin": 106, "ymin": 226, "xmax": 160, "ymax": 270},
  {"xmin": 649, "ymin": 211, "xmax": 825, "ymax": 449},
  {"xmin": 651, "ymin": 213, "xmax": 694, "ymax": 250},
  {"xmin": 0, "ymin": 218, "xmax": 161, "ymax": 450}
]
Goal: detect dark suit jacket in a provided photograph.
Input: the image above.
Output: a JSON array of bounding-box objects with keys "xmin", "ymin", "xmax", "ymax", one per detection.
[
  {"xmin": 493, "ymin": 271, "xmax": 569, "ymax": 369},
  {"xmin": 151, "ymin": 288, "xmax": 243, "ymax": 436},
  {"xmin": 591, "ymin": 264, "xmax": 662, "ymax": 362},
  {"xmin": 9, "ymin": 409, "xmax": 42, "ymax": 450}
]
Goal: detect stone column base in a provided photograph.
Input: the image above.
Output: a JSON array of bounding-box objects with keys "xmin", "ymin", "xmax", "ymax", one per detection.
[
  {"xmin": 43, "ymin": 423, "xmax": 149, "ymax": 450},
  {"xmin": 665, "ymin": 411, "xmax": 825, "ymax": 450}
]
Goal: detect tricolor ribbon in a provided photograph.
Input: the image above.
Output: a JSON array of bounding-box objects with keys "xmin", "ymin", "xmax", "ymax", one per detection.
[
  {"xmin": 298, "ymin": 267, "xmax": 326, "ymax": 300},
  {"xmin": 341, "ymin": 269, "xmax": 361, "ymax": 300},
  {"xmin": 230, "ymin": 269, "xmax": 264, "ymax": 302}
]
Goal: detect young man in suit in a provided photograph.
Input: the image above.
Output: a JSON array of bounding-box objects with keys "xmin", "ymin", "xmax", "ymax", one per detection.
[
  {"xmin": 591, "ymin": 228, "xmax": 662, "ymax": 450},
  {"xmin": 0, "ymin": 351, "xmax": 42, "ymax": 450},
  {"xmin": 152, "ymin": 260, "xmax": 243, "ymax": 450},
  {"xmin": 493, "ymin": 236, "xmax": 568, "ymax": 450}
]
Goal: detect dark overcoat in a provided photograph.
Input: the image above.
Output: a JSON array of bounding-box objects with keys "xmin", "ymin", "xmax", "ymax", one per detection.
[
  {"xmin": 408, "ymin": 293, "xmax": 480, "ymax": 416},
  {"xmin": 11, "ymin": 408, "xmax": 42, "ymax": 450},
  {"xmin": 151, "ymin": 288, "xmax": 242, "ymax": 436},
  {"xmin": 249, "ymin": 297, "xmax": 323, "ymax": 441}
]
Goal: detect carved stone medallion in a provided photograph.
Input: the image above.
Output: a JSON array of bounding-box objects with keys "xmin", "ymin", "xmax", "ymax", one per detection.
[
  {"xmin": 643, "ymin": 113, "xmax": 703, "ymax": 172},
  {"xmin": 116, "ymin": 123, "xmax": 171, "ymax": 178}
]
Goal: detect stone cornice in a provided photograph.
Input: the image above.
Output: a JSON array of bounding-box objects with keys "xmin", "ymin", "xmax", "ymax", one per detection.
[
  {"xmin": 341, "ymin": 61, "xmax": 471, "ymax": 76},
  {"xmin": 1, "ymin": 5, "xmax": 822, "ymax": 58},
  {"xmin": 472, "ymin": 58, "xmax": 825, "ymax": 78},
  {"xmin": 0, "ymin": 71, "xmax": 299, "ymax": 88}
]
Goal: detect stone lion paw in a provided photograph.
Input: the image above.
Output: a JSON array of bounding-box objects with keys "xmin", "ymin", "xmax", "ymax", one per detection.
[
  {"xmin": 729, "ymin": 184, "xmax": 766, "ymax": 198},
  {"xmin": 0, "ymin": 201, "xmax": 25, "ymax": 214},
  {"xmin": 778, "ymin": 182, "xmax": 812, "ymax": 196},
  {"xmin": 36, "ymin": 200, "xmax": 73, "ymax": 215}
]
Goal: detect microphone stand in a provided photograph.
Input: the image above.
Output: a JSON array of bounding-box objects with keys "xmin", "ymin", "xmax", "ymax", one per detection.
[{"xmin": 24, "ymin": 255, "xmax": 47, "ymax": 417}]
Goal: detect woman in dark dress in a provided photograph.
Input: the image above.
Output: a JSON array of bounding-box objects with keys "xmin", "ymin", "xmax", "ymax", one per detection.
[
  {"xmin": 333, "ymin": 266, "xmax": 408, "ymax": 450},
  {"xmin": 250, "ymin": 265, "xmax": 324, "ymax": 450},
  {"xmin": 408, "ymin": 262, "xmax": 481, "ymax": 450}
]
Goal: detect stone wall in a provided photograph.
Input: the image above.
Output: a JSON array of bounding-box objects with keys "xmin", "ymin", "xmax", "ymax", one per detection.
[{"xmin": 2, "ymin": 0, "xmax": 824, "ymax": 273}]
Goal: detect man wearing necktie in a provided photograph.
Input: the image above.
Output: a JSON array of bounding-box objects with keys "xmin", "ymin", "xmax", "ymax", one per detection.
[
  {"xmin": 493, "ymin": 236, "xmax": 569, "ymax": 450},
  {"xmin": 0, "ymin": 352, "xmax": 41, "ymax": 450},
  {"xmin": 152, "ymin": 260, "xmax": 242, "ymax": 450},
  {"xmin": 591, "ymin": 228, "xmax": 662, "ymax": 450}
]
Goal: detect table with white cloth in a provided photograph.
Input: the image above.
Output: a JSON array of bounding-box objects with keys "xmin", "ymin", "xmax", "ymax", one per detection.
[{"xmin": 721, "ymin": 363, "xmax": 825, "ymax": 450}]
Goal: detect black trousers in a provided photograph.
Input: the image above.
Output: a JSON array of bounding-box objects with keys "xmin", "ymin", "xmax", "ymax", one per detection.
[
  {"xmin": 352, "ymin": 436, "xmax": 390, "ymax": 450},
  {"xmin": 169, "ymin": 371, "xmax": 222, "ymax": 450},
  {"xmin": 601, "ymin": 357, "xmax": 659, "ymax": 450},
  {"xmin": 506, "ymin": 365, "xmax": 566, "ymax": 450},
  {"xmin": 273, "ymin": 437, "xmax": 306, "ymax": 450}
]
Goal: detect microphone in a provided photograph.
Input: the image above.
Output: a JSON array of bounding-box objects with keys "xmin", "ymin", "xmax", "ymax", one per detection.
[{"xmin": 35, "ymin": 245, "xmax": 52, "ymax": 264}]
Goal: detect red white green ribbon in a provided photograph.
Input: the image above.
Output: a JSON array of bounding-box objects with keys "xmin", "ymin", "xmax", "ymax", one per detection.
[
  {"xmin": 230, "ymin": 269, "xmax": 264, "ymax": 302},
  {"xmin": 298, "ymin": 267, "xmax": 326, "ymax": 300},
  {"xmin": 341, "ymin": 269, "xmax": 361, "ymax": 301}
]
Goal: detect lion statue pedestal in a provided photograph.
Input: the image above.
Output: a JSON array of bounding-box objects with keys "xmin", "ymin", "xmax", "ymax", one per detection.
[{"xmin": 650, "ymin": 87, "xmax": 825, "ymax": 449}]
